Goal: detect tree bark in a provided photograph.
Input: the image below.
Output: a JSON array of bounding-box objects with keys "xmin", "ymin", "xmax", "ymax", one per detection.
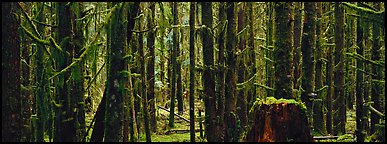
[
  {"xmin": 325, "ymin": 3, "xmax": 333, "ymax": 135},
  {"xmin": 55, "ymin": 2, "xmax": 76, "ymax": 141},
  {"xmin": 202, "ymin": 2, "xmax": 217, "ymax": 142},
  {"xmin": 274, "ymin": 2, "xmax": 294, "ymax": 99},
  {"xmin": 246, "ymin": 98, "xmax": 313, "ymax": 142},
  {"xmin": 301, "ymin": 2, "xmax": 316, "ymax": 127},
  {"xmin": 189, "ymin": 2, "xmax": 196, "ymax": 142},
  {"xmin": 104, "ymin": 3, "xmax": 126, "ymax": 141},
  {"xmin": 237, "ymin": 2, "xmax": 247, "ymax": 136},
  {"xmin": 370, "ymin": 2, "xmax": 382, "ymax": 135},
  {"xmin": 225, "ymin": 2, "xmax": 238, "ymax": 142},
  {"xmin": 169, "ymin": 2, "xmax": 178, "ymax": 128},
  {"xmin": 266, "ymin": 2, "xmax": 275, "ymax": 97},
  {"xmin": 293, "ymin": 2, "xmax": 302, "ymax": 93},
  {"xmin": 34, "ymin": 2, "xmax": 47, "ymax": 142},
  {"xmin": 355, "ymin": 9, "xmax": 365, "ymax": 142},
  {"xmin": 176, "ymin": 8, "xmax": 184, "ymax": 116},
  {"xmin": 2, "ymin": 2, "xmax": 22, "ymax": 142},
  {"xmin": 147, "ymin": 2, "xmax": 157, "ymax": 133},
  {"xmin": 217, "ymin": 2, "xmax": 226, "ymax": 141},
  {"xmin": 313, "ymin": 2, "xmax": 327, "ymax": 135},
  {"xmin": 73, "ymin": 2, "xmax": 86, "ymax": 141},
  {"xmin": 333, "ymin": 2, "xmax": 346, "ymax": 135}
]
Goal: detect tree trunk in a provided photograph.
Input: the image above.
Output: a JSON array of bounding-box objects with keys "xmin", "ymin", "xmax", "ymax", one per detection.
[
  {"xmin": 90, "ymin": 88, "xmax": 107, "ymax": 142},
  {"xmin": 274, "ymin": 2, "xmax": 294, "ymax": 99},
  {"xmin": 266, "ymin": 2, "xmax": 274, "ymax": 97},
  {"xmin": 266, "ymin": 2, "xmax": 274, "ymax": 95},
  {"xmin": 73, "ymin": 2, "xmax": 86, "ymax": 141},
  {"xmin": 2, "ymin": 2, "xmax": 22, "ymax": 142},
  {"xmin": 20, "ymin": 10, "xmax": 32, "ymax": 142},
  {"xmin": 137, "ymin": 3, "xmax": 151, "ymax": 142},
  {"xmin": 301, "ymin": 2, "xmax": 316, "ymax": 127},
  {"xmin": 293, "ymin": 2, "xmax": 302, "ymax": 93},
  {"xmin": 225, "ymin": 2, "xmax": 238, "ymax": 142},
  {"xmin": 126, "ymin": 2, "xmax": 140, "ymax": 142},
  {"xmin": 189, "ymin": 2, "xmax": 196, "ymax": 142},
  {"xmin": 355, "ymin": 10, "xmax": 365, "ymax": 142},
  {"xmin": 34, "ymin": 2, "xmax": 47, "ymax": 142},
  {"xmin": 147, "ymin": 2, "xmax": 157, "ymax": 134},
  {"xmin": 370, "ymin": 2, "xmax": 382, "ymax": 135},
  {"xmin": 104, "ymin": 3, "xmax": 126, "ymax": 141},
  {"xmin": 325, "ymin": 3, "xmax": 334, "ymax": 135},
  {"xmin": 246, "ymin": 2, "xmax": 256, "ymax": 112},
  {"xmin": 313, "ymin": 2, "xmax": 327, "ymax": 135},
  {"xmin": 176, "ymin": 4, "xmax": 183, "ymax": 116},
  {"xmin": 333, "ymin": 2, "xmax": 346, "ymax": 135},
  {"xmin": 169, "ymin": 2, "xmax": 178, "ymax": 128},
  {"xmin": 217, "ymin": 2, "xmax": 226, "ymax": 141},
  {"xmin": 237, "ymin": 2, "xmax": 247, "ymax": 136},
  {"xmin": 246, "ymin": 98, "xmax": 313, "ymax": 142},
  {"xmin": 55, "ymin": 2, "xmax": 76, "ymax": 141},
  {"xmin": 202, "ymin": 2, "xmax": 217, "ymax": 142}
]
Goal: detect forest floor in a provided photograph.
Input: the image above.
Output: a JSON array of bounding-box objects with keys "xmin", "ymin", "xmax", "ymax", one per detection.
[{"xmin": 81, "ymin": 104, "xmax": 361, "ymax": 142}]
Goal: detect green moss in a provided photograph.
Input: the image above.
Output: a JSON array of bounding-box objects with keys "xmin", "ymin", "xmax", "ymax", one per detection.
[
  {"xmin": 251, "ymin": 97, "xmax": 306, "ymax": 112},
  {"xmin": 337, "ymin": 134, "xmax": 354, "ymax": 142},
  {"xmin": 138, "ymin": 132, "xmax": 203, "ymax": 142}
]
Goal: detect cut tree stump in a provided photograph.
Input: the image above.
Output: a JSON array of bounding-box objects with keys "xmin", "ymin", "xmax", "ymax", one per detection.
[{"xmin": 246, "ymin": 97, "xmax": 314, "ymax": 142}]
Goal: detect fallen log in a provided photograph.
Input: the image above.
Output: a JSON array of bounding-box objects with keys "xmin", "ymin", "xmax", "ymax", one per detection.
[
  {"xmin": 157, "ymin": 105, "xmax": 190, "ymax": 123},
  {"xmin": 313, "ymin": 136, "xmax": 339, "ymax": 140},
  {"xmin": 165, "ymin": 129, "xmax": 202, "ymax": 135},
  {"xmin": 246, "ymin": 97, "xmax": 313, "ymax": 142}
]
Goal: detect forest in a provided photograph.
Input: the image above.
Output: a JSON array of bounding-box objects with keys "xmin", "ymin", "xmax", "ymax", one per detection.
[{"xmin": 1, "ymin": 2, "xmax": 385, "ymax": 142}]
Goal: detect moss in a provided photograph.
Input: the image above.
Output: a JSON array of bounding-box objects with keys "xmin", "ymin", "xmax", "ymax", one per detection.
[
  {"xmin": 249, "ymin": 97, "xmax": 307, "ymax": 117},
  {"xmin": 337, "ymin": 134, "xmax": 355, "ymax": 142}
]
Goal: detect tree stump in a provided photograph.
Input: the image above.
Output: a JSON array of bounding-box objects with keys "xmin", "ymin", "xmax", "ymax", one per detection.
[{"xmin": 246, "ymin": 97, "xmax": 313, "ymax": 142}]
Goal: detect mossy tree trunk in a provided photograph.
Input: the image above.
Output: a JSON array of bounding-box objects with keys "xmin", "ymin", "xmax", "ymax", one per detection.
[
  {"xmin": 20, "ymin": 6, "xmax": 32, "ymax": 141},
  {"xmin": 104, "ymin": 3, "xmax": 126, "ymax": 141},
  {"xmin": 370, "ymin": 2, "xmax": 382, "ymax": 135},
  {"xmin": 266, "ymin": 2, "xmax": 274, "ymax": 97},
  {"xmin": 246, "ymin": 2, "xmax": 256, "ymax": 112},
  {"xmin": 274, "ymin": 2, "xmax": 294, "ymax": 99},
  {"xmin": 301, "ymin": 2, "xmax": 316, "ymax": 127},
  {"xmin": 169, "ymin": 2, "xmax": 178, "ymax": 128},
  {"xmin": 333, "ymin": 2, "xmax": 346, "ymax": 135},
  {"xmin": 225, "ymin": 2, "xmax": 238, "ymax": 142},
  {"xmin": 176, "ymin": 5, "xmax": 184, "ymax": 116},
  {"xmin": 355, "ymin": 9, "xmax": 365, "ymax": 142},
  {"xmin": 138, "ymin": 4, "xmax": 151, "ymax": 142},
  {"xmin": 325, "ymin": 3, "xmax": 334, "ymax": 135},
  {"xmin": 55, "ymin": 2, "xmax": 76, "ymax": 141},
  {"xmin": 2, "ymin": 2, "xmax": 22, "ymax": 142},
  {"xmin": 363, "ymin": 18, "xmax": 371, "ymax": 134},
  {"xmin": 72, "ymin": 2, "xmax": 86, "ymax": 141},
  {"xmin": 313, "ymin": 2, "xmax": 327, "ymax": 135},
  {"xmin": 217, "ymin": 2, "xmax": 226, "ymax": 141},
  {"xmin": 189, "ymin": 2, "xmax": 196, "ymax": 142},
  {"xmin": 34, "ymin": 2, "xmax": 47, "ymax": 142},
  {"xmin": 344, "ymin": 3, "xmax": 356, "ymax": 110},
  {"xmin": 293, "ymin": 2, "xmax": 302, "ymax": 95},
  {"xmin": 202, "ymin": 2, "xmax": 217, "ymax": 142},
  {"xmin": 127, "ymin": 2, "xmax": 140, "ymax": 142},
  {"xmin": 237, "ymin": 2, "xmax": 247, "ymax": 135},
  {"xmin": 147, "ymin": 2, "xmax": 157, "ymax": 133}
]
